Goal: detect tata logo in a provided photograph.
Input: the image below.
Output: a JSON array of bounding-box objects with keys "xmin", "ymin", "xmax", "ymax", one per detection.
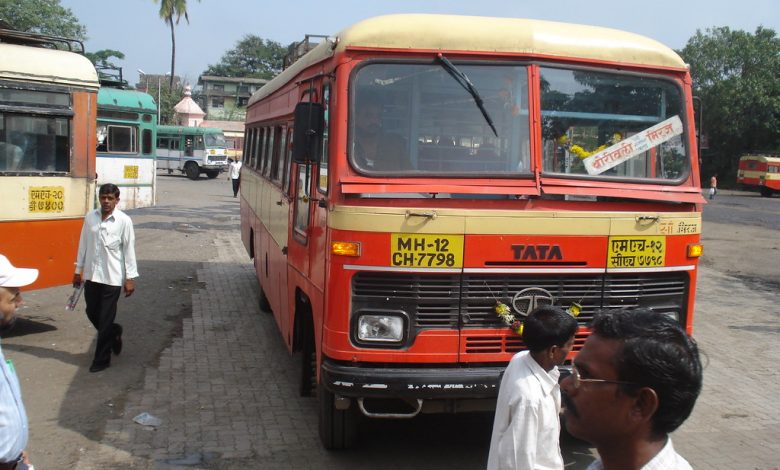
[{"xmin": 511, "ymin": 244, "xmax": 563, "ymax": 261}]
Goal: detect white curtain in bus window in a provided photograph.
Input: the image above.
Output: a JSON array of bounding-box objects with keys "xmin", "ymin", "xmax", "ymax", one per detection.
[
  {"xmin": 0, "ymin": 88, "xmax": 71, "ymax": 172},
  {"xmin": 350, "ymin": 63, "xmax": 531, "ymax": 175},
  {"xmin": 539, "ymin": 68, "xmax": 688, "ymax": 181},
  {"xmin": 0, "ymin": 114, "xmax": 70, "ymax": 172}
]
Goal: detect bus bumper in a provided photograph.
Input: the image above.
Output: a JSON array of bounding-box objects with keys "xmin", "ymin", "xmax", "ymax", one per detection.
[{"xmin": 320, "ymin": 358, "xmax": 503, "ymax": 400}]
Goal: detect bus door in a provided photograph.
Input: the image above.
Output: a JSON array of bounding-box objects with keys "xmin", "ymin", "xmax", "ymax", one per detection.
[
  {"xmin": 308, "ymin": 82, "xmax": 331, "ymax": 291},
  {"xmin": 157, "ymin": 135, "xmax": 181, "ymax": 171},
  {"xmin": 288, "ymin": 84, "xmax": 329, "ymax": 288},
  {"xmin": 289, "ymin": 162, "xmax": 312, "ymax": 284}
]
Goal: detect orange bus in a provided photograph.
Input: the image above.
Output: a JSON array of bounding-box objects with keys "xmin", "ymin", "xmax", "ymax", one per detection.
[
  {"xmin": 737, "ymin": 154, "xmax": 780, "ymax": 197},
  {"xmin": 240, "ymin": 15, "xmax": 704, "ymax": 449},
  {"xmin": 0, "ymin": 28, "xmax": 99, "ymax": 289}
]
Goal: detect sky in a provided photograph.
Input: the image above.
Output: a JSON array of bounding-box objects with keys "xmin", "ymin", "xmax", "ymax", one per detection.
[{"xmin": 60, "ymin": 0, "xmax": 780, "ymax": 89}]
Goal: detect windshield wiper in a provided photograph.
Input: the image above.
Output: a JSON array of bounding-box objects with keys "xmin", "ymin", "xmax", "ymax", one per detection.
[{"xmin": 437, "ymin": 53, "xmax": 498, "ymax": 137}]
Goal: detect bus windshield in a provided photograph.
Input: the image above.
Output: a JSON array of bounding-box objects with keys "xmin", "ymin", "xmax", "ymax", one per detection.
[
  {"xmin": 540, "ymin": 68, "xmax": 689, "ymax": 182},
  {"xmin": 350, "ymin": 63, "xmax": 530, "ymax": 175},
  {"xmin": 204, "ymin": 132, "xmax": 226, "ymax": 148}
]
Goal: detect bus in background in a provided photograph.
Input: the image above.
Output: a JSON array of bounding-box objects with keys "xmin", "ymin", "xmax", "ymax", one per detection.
[
  {"xmin": 201, "ymin": 120, "xmax": 245, "ymax": 162},
  {"xmin": 0, "ymin": 27, "xmax": 99, "ymax": 289},
  {"xmin": 737, "ymin": 154, "xmax": 780, "ymax": 197},
  {"xmin": 156, "ymin": 125, "xmax": 228, "ymax": 179},
  {"xmin": 240, "ymin": 15, "xmax": 704, "ymax": 449},
  {"xmin": 96, "ymin": 68, "xmax": 158, "ymax": 209}
]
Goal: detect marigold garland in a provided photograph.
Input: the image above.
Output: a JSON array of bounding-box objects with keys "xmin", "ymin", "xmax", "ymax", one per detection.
[
  {"xmin": 556, "ymin": 133, "xmax": 623, "ymax": 160},
  {"xmin": 494, "ymin": 301, "xmax": 582, "ymax": 336}
]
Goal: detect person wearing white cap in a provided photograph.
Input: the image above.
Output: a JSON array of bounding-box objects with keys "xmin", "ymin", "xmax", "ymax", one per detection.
[
  {"xmin": 73, "ymin": 183, "xmax": 138, "ymax": 373},
  {"xmin": 0, "ymin": 254, "xmax": 37, "ymax": 469}
]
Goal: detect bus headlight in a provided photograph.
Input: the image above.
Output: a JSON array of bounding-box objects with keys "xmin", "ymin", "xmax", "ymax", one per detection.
[{"xmin": 357, "ymin": 314, "xmax": 405, "ymax": 343}]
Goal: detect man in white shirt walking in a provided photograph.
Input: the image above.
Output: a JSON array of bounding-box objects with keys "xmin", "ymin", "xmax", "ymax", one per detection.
[
  {"xmin": 228, "ymin": 157, "xmax": 242, "ymax": 198},
  {"xmin": 73, "ymin": 183, "xmax": 138, "ymax": 373},
  {"xmin": 487, "ymin": 306, "xmax": 577, "ymax": 470}
]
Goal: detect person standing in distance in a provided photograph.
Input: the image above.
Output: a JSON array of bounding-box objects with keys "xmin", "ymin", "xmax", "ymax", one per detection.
[
  {"xmin": 228, "ymin": 156, "xmax": 242, "ymax": 198},
  {"xmin": 73, "ymin": 183, "xmax": 138, "ymax": 373},
  {"xmin": 709, "ymin": 174, "xmax": 717, "ymax": 200},
  {"xmin": 561, "ymin": 308, "xmax": 702, "ymax": 470},
  {"xmin": 487, "ymin": 305, "xmax": 578, "ymax": 470},
  {"xmin": 0, "ymin": 254, "xmax": 38, "ymax": 469}
]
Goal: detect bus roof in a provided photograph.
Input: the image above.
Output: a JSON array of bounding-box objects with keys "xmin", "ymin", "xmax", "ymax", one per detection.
[
  {"xmin": 0, "ymin": 43, "xmax": 99, "ymax": 89},
  {"xmin": 157, "ymin": 125, "xmax": 224, "ymax": 135},
  {"xmin": 98, "ymin": 87, "xmax": 157, "ymax": 113},
  {"xmin": 740, "ymin": 154, "xmax": 780, "ymax": 164},
  {"xmin": 250, "ymin": 14, "xmax": 687, "ymax": 105}
]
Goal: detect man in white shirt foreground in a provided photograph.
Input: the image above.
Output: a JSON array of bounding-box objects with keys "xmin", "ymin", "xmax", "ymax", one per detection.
[
  {"xmin": 561, "ymin": 308, "xmax": 702, "ymax": 470},
  {"xmin": 73, "ymin": 183, "xmax": 138, "ymax": 373},
  {"xmin": 0, "ymin": 254, "xmax": 38, "ymax": 469},
  {"xmin": 487, "ymin": 306, "xmax": 577, "ymax": 470}
]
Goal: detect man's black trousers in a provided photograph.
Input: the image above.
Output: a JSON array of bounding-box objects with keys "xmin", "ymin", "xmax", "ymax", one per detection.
[{"xmin": 84, "ymin": 280, "xmax": 122, "ymax": 367}]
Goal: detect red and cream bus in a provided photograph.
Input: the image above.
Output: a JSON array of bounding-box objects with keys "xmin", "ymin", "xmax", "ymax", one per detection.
[
  {"xmin": 240, "ymin": 15, "xmax": 704, "ymax": 449},
  {"xmin": 737, "ymin": 154, "xmax": 780, "ymax": 197},
  {"xmin": 0, "ymin": 28, "xmax": 99, "ymax": 289}
]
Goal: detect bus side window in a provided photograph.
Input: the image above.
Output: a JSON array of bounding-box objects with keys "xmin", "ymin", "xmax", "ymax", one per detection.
[
  {"xmin": 142, "ymin": 129, "xmax": 152, "ymax": 155},
  {"xmin": 283, "ymin": 127, "xmax": 293, "ymax": 195},
  {"xmin": 318, "ymin": 83, "xmax": 330, "ymax": 193},
  {"xmin": 185, "ymin": 136, "xmax": 194, "ymax": 156}
]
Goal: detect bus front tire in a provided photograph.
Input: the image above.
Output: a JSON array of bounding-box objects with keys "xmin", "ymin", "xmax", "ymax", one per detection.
[
  {"xmin": 299, "ymin": 318, "xmax": 315, "ymax": 397},
  {"xmin": 760, "ymin": 187, "xmax": 773, "ymax": 197},
  {"xmin": 206, "ymin": 170, "xmax": 219, "ymax": 179},
  {"xmin": 318, "ymin": 385, "xmax": 358, "ymax": 450},
  {"xmin": 185, "ymin": 163, "xmax": 200, "ymax": 180}
]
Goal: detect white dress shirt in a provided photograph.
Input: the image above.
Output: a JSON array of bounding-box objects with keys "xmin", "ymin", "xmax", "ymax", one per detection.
[
  {"xmin": 75, "ymin": 208, "xmax": 138, "ymax": 286},
  {"xmin": 586, "ymin": 437, "xmax": 692, "ymax": 470},
  {"xmin": 0, "ymin": 345, "xmax": 27, "ymax": 462},
  {"xmin": 487, "ymin": 350, "xmax": 563, "ymax": 470},
  {"xmin": 229, "ymin": 160, "xmax": 242, "ymax": 180}
]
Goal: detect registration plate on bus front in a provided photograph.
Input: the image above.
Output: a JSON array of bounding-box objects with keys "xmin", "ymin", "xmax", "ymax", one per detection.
[
  {"xmin": 607, "ymin": 236, "xmax": 666, "ymax": 268},
  {"xmin": 390, "ymin": 234, "xmax": 464, "ymax": 268}
]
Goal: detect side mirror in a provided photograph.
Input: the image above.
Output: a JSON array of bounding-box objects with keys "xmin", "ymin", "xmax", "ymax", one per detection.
[{"xmin": 292, "ymin": 102, "xmax": 324, "ymax": 164}]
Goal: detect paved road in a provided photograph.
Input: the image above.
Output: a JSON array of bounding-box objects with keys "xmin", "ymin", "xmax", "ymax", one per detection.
[{"xmin": 6, "ymin": 176, "xmax": 780, "ymax": 469}]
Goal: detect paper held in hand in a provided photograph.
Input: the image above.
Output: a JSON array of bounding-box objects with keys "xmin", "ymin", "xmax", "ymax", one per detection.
[{"xmin": 65, "ymin": 285, "xmax": 84, "ymax": 311}]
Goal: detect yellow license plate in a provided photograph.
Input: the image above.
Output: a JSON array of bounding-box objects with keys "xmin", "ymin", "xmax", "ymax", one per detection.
[
  {"xmin": 391, "ymin": 234, "xmax": 464, "ymax": 268},
  {"xmin": 608, "ymin": 236, "xmax": 666, "ymax": 268}
]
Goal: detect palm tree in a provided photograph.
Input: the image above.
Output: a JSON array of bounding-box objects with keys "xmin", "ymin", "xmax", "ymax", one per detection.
[{"xmin": 155, "ymin": 0, "xmax": 196, "ymax": 88}]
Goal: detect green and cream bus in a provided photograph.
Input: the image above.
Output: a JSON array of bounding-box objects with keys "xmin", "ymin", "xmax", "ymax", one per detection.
[
  {"xmin": 156, "ymin": 125, "xmax": 228, "ymax": 179},
  {"xmin": 96, "ymin": 85, "xmax": 158, "ymax": 209}
]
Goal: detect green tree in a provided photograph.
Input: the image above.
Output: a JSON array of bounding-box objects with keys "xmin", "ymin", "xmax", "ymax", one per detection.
[
  {"xmin": 155, "ymin": 0, "xmax": 198, "ymax": 88},
  {"xmin": 85, "ymin": 49, "xmax": 125, "ymax": 68},
  {"xmin": 0, "ymin": 0, "xmax": 86, "ymax": 40},
  {"xmin": 679, "ymin": 26, "xmax": 780, "ymax": 184},
  {"xmin": 202, "ymin": 35, "xmax": 285, "ymax": 79}
]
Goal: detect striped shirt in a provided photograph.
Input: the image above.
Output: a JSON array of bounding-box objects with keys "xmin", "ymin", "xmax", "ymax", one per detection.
[{"xmin": 0, "ymin": 345, "xmax": 27, "ymax": 462}]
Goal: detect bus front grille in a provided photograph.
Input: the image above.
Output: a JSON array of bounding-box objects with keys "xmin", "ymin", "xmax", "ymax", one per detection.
[{"xmin": 351, "ymin": 271, "xmax": 688, "ymax": 329}]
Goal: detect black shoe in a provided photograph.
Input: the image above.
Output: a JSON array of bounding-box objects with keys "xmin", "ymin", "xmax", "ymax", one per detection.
[
  {"xmin": 89, "ymin": 362, "xmax": 110, "ymax": 373},
  {"xmin": 112, "ymin": 324, "xmax": 123, "ymax": 356}
]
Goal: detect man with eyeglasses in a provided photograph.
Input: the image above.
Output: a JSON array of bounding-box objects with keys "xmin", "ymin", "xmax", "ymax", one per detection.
[
  {"xmin": 487, "ymin": 305, "xmax": 577, "ymax": 470},
  {"xmin": 0, "ymin": 254, "xmax": 38, "ymax": 469},
  {"xmin": 561, "ymin": 308, "xmax": 702, "ymax": 470}
]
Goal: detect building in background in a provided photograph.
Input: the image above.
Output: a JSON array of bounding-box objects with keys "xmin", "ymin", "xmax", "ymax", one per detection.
[
  {"xmin": 173, "ymin": 85, "xmax": 206, "ymax": 127},
  {"xmin": 197, "ymin": 76, "xmax": 268, "ymax": 122}
]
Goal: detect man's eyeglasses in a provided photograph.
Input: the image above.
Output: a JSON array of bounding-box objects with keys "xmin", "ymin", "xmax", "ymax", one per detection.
[{"xmin": 570, "ymin": 364, "xmax": 639, "ymax": 389}]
